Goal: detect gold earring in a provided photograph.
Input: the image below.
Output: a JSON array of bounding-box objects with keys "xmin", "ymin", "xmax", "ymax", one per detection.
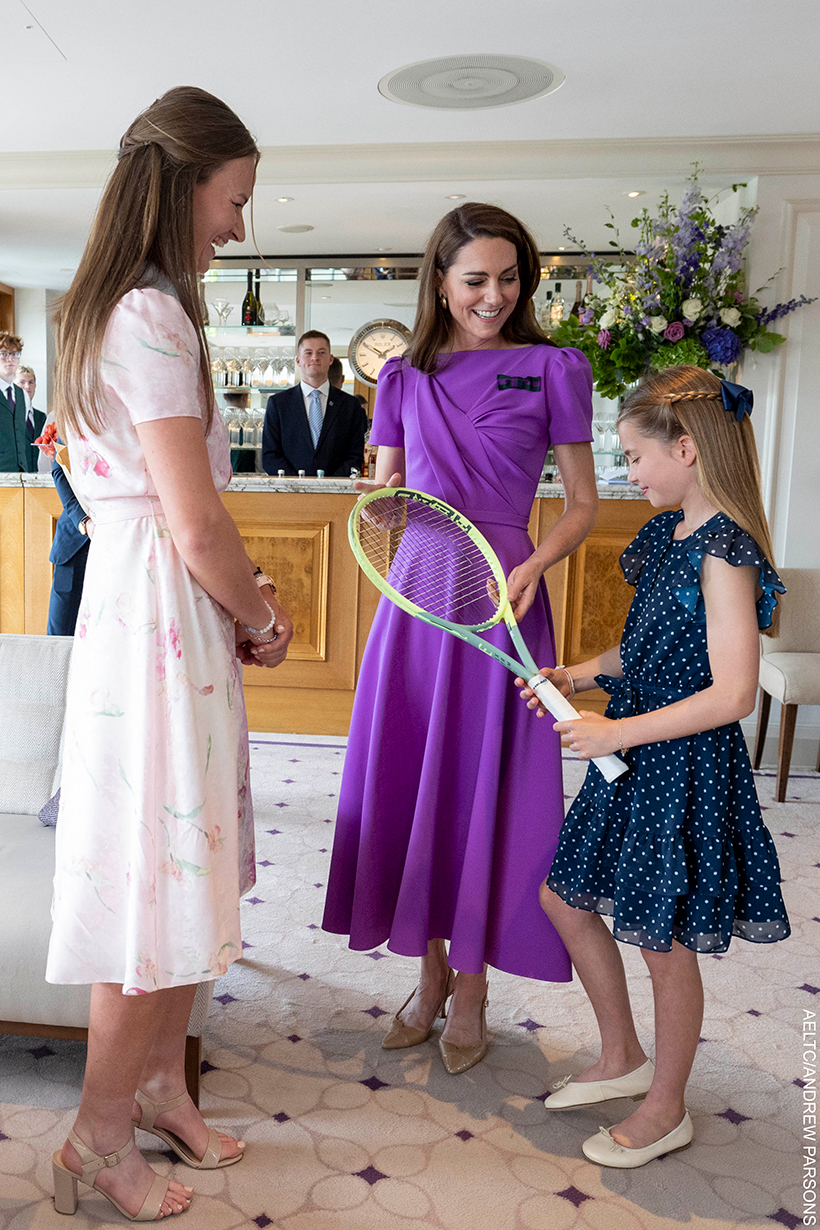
[{"xmin": 439, "ymin": 294, "xmax": 448, "ymax": 310}]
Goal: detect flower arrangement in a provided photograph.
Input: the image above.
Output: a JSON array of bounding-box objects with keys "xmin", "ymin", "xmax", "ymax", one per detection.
[{"xmin": 550, "ymin": 170, "xmax": 816, "ymax": 399}]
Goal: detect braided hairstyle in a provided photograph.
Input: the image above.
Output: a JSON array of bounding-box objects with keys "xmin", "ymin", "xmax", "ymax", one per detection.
[{"xmin": 618, "ymin": 366, "xmax": 779, "ymax": 635}]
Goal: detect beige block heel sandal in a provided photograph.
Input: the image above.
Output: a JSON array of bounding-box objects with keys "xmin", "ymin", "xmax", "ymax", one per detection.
[{"xmin": 52, "ymin": 1127, "xmax": 177, "ymax": 1220}]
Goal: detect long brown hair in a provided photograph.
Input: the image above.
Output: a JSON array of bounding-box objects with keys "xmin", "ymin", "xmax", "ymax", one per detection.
[
  {"xmin": 619, "ymin": 366, "xmax": 780, "ymax": 635},
  {"xmin": 406, "ymin": 202, "xmax": 552, "ymax": 374},
  {"xmin": 54, "ymin": 86, "xmax": 259, "ymax": 436}
]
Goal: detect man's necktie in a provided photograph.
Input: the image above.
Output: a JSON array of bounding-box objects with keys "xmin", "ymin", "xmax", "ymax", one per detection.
[
  {"xmin": 308, "ymin": 389, "xmax": 323, "ymax": 450},
  {"xmin": 4, "ymin": 386, "xmax": 15, "ymax": 414}
]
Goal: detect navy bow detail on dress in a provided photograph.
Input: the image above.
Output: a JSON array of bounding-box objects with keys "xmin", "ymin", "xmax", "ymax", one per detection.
[
  {"xmin": 497, "ymin": 374, "xmax": 542, "ymax": 392},
  {"xmin": 720, "ymin": 380, "xmax": 754, "ymax": 422}
]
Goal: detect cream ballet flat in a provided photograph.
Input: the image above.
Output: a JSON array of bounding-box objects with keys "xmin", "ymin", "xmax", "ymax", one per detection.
[
  {"xmin": 582, "ymin": 1110, "xmax": 693, "ymax": 1168},
  {"xmin": 545, "ymin": 1058, "xmax": 655, "ymax": 1110}
]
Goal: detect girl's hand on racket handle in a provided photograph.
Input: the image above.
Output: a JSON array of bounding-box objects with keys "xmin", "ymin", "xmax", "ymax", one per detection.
[
  {"xmin": 515, "ymin": 666, "xmax": 575, "ymax": 716},
  {"xmin": 554, "ymin": 712, "xmax": 619, "ymax": 759},
  {"xmin": 506, "ymin": 555, "xmax": 545, "ymax": 620}
]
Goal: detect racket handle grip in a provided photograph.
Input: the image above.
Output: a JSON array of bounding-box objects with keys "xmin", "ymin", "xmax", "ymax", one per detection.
[{"xmin": 527, "ymin": 675, "xmax": 629, "ymax": 784}]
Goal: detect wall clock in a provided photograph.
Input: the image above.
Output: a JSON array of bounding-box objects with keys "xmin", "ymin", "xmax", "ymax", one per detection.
[{"xmin": 347, "ymin": 318, "xmax": 412, "ymax": 387}]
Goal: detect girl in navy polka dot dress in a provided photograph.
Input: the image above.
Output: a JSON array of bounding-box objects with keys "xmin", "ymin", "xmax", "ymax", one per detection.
[{"xmin": 519, "ymin": 365, "xmax": 789, "ymax": 1169}]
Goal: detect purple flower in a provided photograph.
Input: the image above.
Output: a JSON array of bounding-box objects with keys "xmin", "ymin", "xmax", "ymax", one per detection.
[
  {"xmin": 702, "ymin": 326, "xmax": 742, "ymax": 365},
  {"xmin": 663, "ymin": 321, "xmax": 685, "ymax": 342},
  {"xmin": 597, "ymin": 329, "xmax": 612, "ymax": 350},
  {"xmin": 580, "ymin": 308, "xmax": 594, "ymax": 325},
  {"xmin": 756, "ymin": 294, "xmax": 818, "ymax": 326},
  {"xmin": 734, "ymin": 291, "xmax": 743, "ymax": 303}
]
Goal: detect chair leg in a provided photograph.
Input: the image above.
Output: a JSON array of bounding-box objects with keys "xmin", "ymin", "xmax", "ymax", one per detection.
[
  {"xmin": 184, "ymin": 1035, "xmax": 201, "ymax": 1109},
  {"xmin": 776, "ymin": 704, "xmax": 798, "ymax": 803},
  {"xmin": 752, "ymin": 688, "xmax": 771, "ymax": 769}
]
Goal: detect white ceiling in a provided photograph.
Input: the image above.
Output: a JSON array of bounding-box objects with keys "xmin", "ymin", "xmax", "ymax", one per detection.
[{"xmin": 3, "ymin": 0, "xmax": 820, "ymax": 287}]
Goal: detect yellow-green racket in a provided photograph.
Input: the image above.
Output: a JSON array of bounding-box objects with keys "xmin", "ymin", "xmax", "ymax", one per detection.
[{"xmin": 349, "ymin": 487, "xmax": 628, "ymax": 783}]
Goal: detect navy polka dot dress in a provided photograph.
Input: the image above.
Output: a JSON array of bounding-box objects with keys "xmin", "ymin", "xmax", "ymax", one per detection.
[{"xmin": 547, "ymin": 510, "xmax": 791, "ymax": 954}]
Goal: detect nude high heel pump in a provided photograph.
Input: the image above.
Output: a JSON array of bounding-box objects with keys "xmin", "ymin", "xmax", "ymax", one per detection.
[
  {"xmin": 439, "ymin": 985, "xmax": 489, "ymax": 1075},
  {"xmin": 52, "ymin": 1127, "xmax": 182, "ymax": 1220},
  {"xmin": 383, "ymin": 969, "xmax": 456, "ymax": 1049}
]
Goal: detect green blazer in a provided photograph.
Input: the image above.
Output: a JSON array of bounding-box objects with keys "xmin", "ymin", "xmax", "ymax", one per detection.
[{"xmin": 0, "ymin": 384, "xmax": 45, "ymax": 472}]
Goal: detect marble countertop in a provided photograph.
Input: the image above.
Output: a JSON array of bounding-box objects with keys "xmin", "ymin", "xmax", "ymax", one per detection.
[{"xmin": 1, "ymin": 472, "xmax": 644, "ymax": 500}]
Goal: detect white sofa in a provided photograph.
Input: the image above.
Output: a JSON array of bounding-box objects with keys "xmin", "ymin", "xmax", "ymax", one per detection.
[{"xmin": 0, "ymin": 634, "xmax": 211, "ymax": 1104}]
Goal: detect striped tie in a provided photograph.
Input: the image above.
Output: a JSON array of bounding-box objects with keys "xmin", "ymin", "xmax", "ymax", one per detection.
[{"xmin": 308, "ymin": 388, "xmax": 323, "ymax": 450}]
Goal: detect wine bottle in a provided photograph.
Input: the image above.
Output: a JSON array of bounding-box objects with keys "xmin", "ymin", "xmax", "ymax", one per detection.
[
  {"xmin": 569, "ymin": 280, "xmax": 584, "ymax": 319},
  {"xmin": 539, "ymin": 291, "xmax": 553, "ymax": 332},
  {"xmin": 241, "ymin": 271, "xmax": 257, "ymax": 327},
  {"xmin": 549, "ymin": 283, "xmax": 565, "ymax": 329},
  {"xmin": 254, "ymin": 273, "xmax": 265, "ymax": 325}
]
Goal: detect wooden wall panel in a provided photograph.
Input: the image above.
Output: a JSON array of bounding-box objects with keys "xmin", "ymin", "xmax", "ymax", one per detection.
[
  {"xmin": 23, "ymin": 487, "xmax": 62, "ymax": 634},
  {"xmin": 0, "ymin": 487, "xmax": 25, "ymax": 633}
]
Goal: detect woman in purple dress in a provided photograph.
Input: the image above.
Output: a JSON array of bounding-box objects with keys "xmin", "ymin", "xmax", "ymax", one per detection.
[{"xmin": 323, "ymin": 204, "xmax": 597, "ymax": 1072}]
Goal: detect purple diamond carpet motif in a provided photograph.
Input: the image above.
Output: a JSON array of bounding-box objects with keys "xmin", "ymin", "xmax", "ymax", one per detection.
[
  {"xmin": 795, "ymin": 1079, "xmax": 806, "ymax": 1088},
  {"xmin": 254, "ymin": 1216, "xmax": 274, "ymax": 1228},
  {"xmin": 307, "ymin": 924, "xmax": 319, "ymax": 930},
  {"xmin": 454, "ymin": 1130, "xmax": 473, "ymax": 1141},
  {"xmin": 287, "ymin": 1034, "xmax": 302, "ymax": 1043},
  {"xmin": 799, "ymin": 984, "xmax": 820, "ymax": 995},
  {"xmin": 314, "ymin": 882, "xmax": 323, "ymax": 888},
  {"xmin": 27, "ymin": 1045, "xmax": 56, "ymax": 1060},
  {"xmin": 769, "ymin": 1209, "xmax": 801, "ymax": 1230},
  {"xmin": 813, "ymin": 917, "xmax": 820, "ymax": 924},
  {"xmin": 200, "ymin": 1060, "xmax": 218, "ymax": 1074},
  {"xmin": 718, "ymin": 1108, "xmax": 751, "ymax": 1125},
  {"xmin": 274, "ymin": 802, "xmax": 289, "ymax": 809},
  {"xmin": 747, "ymin": 1008, "xmax": 762, "ymax": 1017},
  {"xmin": 281, "ymin": 778, "xmax": 295, "ymax": 784},
  {"xmin": 0, "ymin": 1131, "xmax": 8, "ymax": 1141},
  {"xmin": 516, "ymin": 1019, "xmax": 544, "ymax": 1032},
  {"xmin": 360, "ymin": 1076, "xmax": 389, "ymax": 1092},
  {"xmin": 363, "ymin": 1005, "xmax": 388, "ymax": 1018},
  {"xmin": 245, "ymin": 897, "xmax": 264, "ymax": 906},
  {"xmin": 241, "ymin": 940, "xmax": 254, "ymax": 950},
  {"xmin": 355, "ymin": 1166, "xmax": 387, "ymax": 1186},
  {"xmin": 288, "ymin": 758, "xmax": 300, "ymax": 763},
  {"xmin": 266, "ymin": 829, "xmax": 281, "ymax": 836},
  {"xmin": 698, "ymin": 1037, "xmax": 709, "ymax": 1044},
  {"xmin": 272, "ymin": 1112, "xmax": 290, "ymax": 1123},
  {"xmin": 367, "ymin": 950, "xmax": 388, "ymax": 960},
  {"xmin": 323, "ymin": 818, "xmax": 332, "ymax": 823},
  {"xmin": 214, "ymin": 993, "xmax": 237, "ymax": 1006},
  {"xmin": 318, "ymin": 848, "xmax": 327, "ymax": 853},
  {"xmin": 298, "ymin": 973, "xmax": 311, "ymax": 981},
  {"xmin": 556, "ymin": 1186, "xmax": 592, "ymax": 1208},
  {"xmin": 258, "ymin": 860, "xmax": 274, "ymax": 867},
  {"xmin": 779, "ymin": 831, "xmax": 796, "ymax": 838}
]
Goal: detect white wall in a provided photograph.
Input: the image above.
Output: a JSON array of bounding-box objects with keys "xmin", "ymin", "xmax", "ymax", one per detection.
[{"xmin": 14, "ymin": 286, "xmax": 58, "ymax": 415}]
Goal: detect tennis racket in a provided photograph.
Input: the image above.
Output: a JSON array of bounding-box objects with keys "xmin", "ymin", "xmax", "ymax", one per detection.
[{"xmin": 349, "ymin": 487, "xmax": 628, "ymax": 783}]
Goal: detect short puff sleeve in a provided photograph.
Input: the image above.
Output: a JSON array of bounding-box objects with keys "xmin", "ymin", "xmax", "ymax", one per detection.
[
  {"xmin": 369, "ymin": 356, "xmax": 406, "ymax": 448},
  {"xmin": 545, "ymin": 346, "xmax": 593, "ymax": 447},
  {"xmin": 102, "ymin": 288, "xmax": 205, "ymax": 426}
]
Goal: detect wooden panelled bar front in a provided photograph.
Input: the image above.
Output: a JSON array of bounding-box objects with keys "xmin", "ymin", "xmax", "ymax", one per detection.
[{"xmin": 1, "ymin": 475, "xmax": 661, "ymax": 730}]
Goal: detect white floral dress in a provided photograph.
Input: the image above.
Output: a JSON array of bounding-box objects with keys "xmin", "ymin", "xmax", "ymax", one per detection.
[{"xmin": 46, "ymin": 287, "xmax": 255, "ymax": 994}]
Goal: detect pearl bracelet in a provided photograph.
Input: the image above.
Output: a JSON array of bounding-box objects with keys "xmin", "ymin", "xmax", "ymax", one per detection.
[{"xmin": 245, "ymin": 601, "xmax": 276, "ymax": 638}]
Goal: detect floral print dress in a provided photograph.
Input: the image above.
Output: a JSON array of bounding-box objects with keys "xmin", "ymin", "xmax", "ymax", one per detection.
[{"xmin": 46, "ymin": 287, "xmax": 254, "ymax": 994}]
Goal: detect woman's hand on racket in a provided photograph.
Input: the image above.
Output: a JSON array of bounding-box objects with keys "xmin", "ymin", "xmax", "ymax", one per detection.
[
  {"xmin": 554, "ymin": 712, "xmax": 619, "ymax": 759},
  {"xmin": 353, "ymin": 471, "xmax": 402, "ymax": 498},
  {"xmin": 515, "ymin": 666, "xmax": 575, "ymax": 716},
  {"xmin": 506, "ymin": 554, "xmax": 545, "ymax": 620}
]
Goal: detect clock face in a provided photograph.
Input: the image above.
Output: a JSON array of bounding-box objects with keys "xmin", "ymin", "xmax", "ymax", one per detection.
[{"xmin": 348, "ymin": 319, "xmax": 411, "ymax": 387}]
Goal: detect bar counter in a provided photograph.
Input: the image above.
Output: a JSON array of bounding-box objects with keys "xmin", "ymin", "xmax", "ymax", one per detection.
[{"xmin": 0, "ymin": 473, "xmax": 661, "ymax": 731}]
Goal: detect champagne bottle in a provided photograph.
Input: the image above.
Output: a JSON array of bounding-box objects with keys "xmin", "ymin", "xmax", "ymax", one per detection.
[
  {"xmin": 569, "ymin": 280, "xmax": 584, "ymax": 319},
  {"xmin": 254, "ymin": 273, "xmax": 265, "ymax": 325},
  {"xmin": 549, "ymin": 283, "xmax": 565, "ymax": 329},
  {"xmin": 241, "ymin": 271, "xmax": 257, "ymax": 327}
]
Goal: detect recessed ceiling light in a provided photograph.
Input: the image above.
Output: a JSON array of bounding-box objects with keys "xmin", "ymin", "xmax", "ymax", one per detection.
[
  {"xmin": 379, "ymin": 54, "xmax": 565, "ymax": 110},
  {"xmin": 377, "ymin": 247, "xmax": 392, "ymax": 252},
  {"xmin": 277, "ymin": 196, "xmax": 293, "ymax": 203},
  {"xmin": 627, "ymin": 191, "xmax": 645, "ymax": 198},
  {"xmin": 558, "ymin": 246, "xmax": 565, "ymax": 251},
  {"xmin": 446, "ymin": 194, "xmax": 466, "ymax": 200},
  {"xmin": 278, "ymin": 224, "xmax": 314, "ymax": 233}
]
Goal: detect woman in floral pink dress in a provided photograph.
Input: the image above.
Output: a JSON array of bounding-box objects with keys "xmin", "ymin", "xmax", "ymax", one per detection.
[{"xmin": 46, "ymin": 88, "xmax": 293, "ymax": 1221}]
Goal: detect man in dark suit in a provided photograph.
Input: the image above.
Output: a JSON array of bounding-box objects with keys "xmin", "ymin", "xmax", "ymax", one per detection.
[
  {"xmin": 0, "ymin": 331, "xmax": 45, "ymax": 472},
  {"xmin": 47, "ymin": 456, "xmax": 91, "ymax": 635},
  {"xmin": 262, "ymin": 331, "xmax": 366, "ymax": 477}
]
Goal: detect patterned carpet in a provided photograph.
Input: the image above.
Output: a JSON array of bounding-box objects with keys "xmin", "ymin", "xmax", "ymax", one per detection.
[{"xmin": 1, "ymin": 736, "xmax": 817, "ymax": 1230}]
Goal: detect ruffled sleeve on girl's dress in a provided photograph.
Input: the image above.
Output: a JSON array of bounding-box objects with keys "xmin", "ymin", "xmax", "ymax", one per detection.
[
  {"xmin": 675, "ymin": 515, "xmax": 786, "ymax": 631},
  {"xmin": 619, "ymin": 512, "xmax": 676, "ymax": 587},
  {"xmin": 369, "ymin": 356, "xmax": 406, "ymax": 448}
]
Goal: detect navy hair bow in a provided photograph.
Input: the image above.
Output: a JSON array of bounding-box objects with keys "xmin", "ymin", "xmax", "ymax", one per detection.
[{"xmin": 720, "ymin": 380, "xmax": 754, "ymax": 422}]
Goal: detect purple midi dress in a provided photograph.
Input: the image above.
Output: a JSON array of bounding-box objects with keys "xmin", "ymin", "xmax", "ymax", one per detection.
[{"xmin": 322, "ymin": 345, "xmax": 593, "ymax": 979}]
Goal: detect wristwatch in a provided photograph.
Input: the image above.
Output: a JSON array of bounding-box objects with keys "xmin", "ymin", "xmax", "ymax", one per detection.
[
  {"xmin": 77, "ymin": 516, "xmax": 92, "ymax": 537},
  {"xmin": 253, "ymin": 570, "xmax": 277, "ymax": 595}
]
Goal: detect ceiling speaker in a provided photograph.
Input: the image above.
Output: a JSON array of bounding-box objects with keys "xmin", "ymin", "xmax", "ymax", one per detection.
[{"xmin": 378, "ymin": 54, "xmax": 564, "ymax": 110}]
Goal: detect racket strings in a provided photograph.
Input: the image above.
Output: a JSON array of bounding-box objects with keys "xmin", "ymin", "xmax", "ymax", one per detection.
[{"xmin": 357, "ymin": 496, "xmax": 502, "ymax": 628}]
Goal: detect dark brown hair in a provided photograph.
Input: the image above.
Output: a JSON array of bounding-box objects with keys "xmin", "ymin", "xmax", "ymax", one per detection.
[
  {"xmin": 0, "ymin": 332, "xmax": 23, "ymax": 352},
  {"xmin": 297, "ymin": 330, "xmax": 331, "ymax": 351},
  {"xmin": 54, "ymin": 86, "xmax": 259, "ymax": 436},
  {"xmin": 619, "ymin": 366, "xmax": 779, "ymax": 635},
  {"xmin": 406, "ymin": 202, "xmax": 552, "ymax": 374}
]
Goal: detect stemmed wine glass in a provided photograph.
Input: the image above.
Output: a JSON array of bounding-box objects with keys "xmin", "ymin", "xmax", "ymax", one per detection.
[{"xmin": 211, "ymin": 299, "xmax": 233, "ymax": 326}]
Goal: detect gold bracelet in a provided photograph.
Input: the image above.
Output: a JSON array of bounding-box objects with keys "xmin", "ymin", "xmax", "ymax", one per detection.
[{"xmin": 618, "ymin": 718, "xmax": 626, "ymax": 751}]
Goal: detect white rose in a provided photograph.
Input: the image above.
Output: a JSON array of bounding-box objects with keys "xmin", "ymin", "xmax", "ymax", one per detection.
[
  {"xmin": 599, "ymin": 308, "xmax": 618, "ymax": 329},
  {"xmin": 649, "ymin": 316, "xmax": 668, "ymax": 334},
  {"xmin": 720, "ymin": 306, "xmax": 741, "ymax": 328},
  {"xmin": 682, "ymin": 298, "xmax": 702, "ymax": 321}
]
